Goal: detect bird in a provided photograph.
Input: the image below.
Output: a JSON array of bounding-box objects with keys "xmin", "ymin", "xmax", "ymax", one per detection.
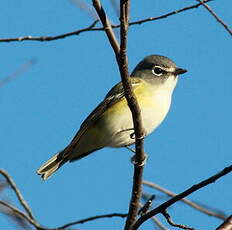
[{"xmin": 37, "ymin": 55, "xmax": 187, "ymax": 180}]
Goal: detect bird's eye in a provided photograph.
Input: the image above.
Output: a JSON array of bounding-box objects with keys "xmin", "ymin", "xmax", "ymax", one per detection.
[{"xmin": 152, "ymin": 66, "xmax": 164, "ymax": 76}]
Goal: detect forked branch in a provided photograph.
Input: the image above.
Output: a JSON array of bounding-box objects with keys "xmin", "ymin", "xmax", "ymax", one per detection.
[
  {"xmin": 133, "ymin": 165, "xmax": 232, "ymax": 230},
  {"xmin": 0, "ymin": 0, "xmax": 216, "ymax": 43}
]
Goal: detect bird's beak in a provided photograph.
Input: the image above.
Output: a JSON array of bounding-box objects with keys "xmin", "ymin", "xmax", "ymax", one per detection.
[{"xmin": 174, "ymin": 68, "xmax": 187, "ymax": 75}]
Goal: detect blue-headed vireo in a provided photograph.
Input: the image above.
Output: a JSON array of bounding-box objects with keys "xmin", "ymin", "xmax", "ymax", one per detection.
[{"xmin": 37, "ymin": 55, "xmax": 187, "ymax": 180}]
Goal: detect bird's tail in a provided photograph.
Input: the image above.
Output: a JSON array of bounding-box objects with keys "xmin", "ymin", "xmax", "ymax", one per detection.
[{"xmin": 37, "ymin": 152, "xmax": 67, "ymax": 180}]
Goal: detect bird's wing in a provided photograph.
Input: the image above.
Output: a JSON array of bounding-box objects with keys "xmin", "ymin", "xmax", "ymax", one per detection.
[{"xmin": 63, "ymin": 78, "xmax": 142, "ymax": 155}]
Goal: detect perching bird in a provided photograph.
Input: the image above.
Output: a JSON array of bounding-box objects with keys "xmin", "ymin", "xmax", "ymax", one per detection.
[{"xmin": 37, "ymin": 55, "xmax": 187, "ymax": 180}]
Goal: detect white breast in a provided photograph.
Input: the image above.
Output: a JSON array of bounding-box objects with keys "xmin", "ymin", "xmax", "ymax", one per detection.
[
  {"xmin": 141, "ymin": 90, "xmax": 172, "ymax": 135},
  {"xmin": 138, "ymin": 75, "xmax": 177, "ymax": 136},
  {"xmin": 107, "ymin": 76, "xmax": 178, "ymax": 147}
]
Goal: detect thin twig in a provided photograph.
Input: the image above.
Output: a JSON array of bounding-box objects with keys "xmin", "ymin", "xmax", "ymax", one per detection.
[
  {"xmin": 196, "ymin": 0, "xmax": 232, "ymax": 36},
  {"xmin": 0, "ymin": 0, "xmax": 214, "ymax": 43},
  {"xmin": 70, "ymin": 0, "xmax": 99, "ymax": 19},
  {"xmin": 92, "ymin": 0, "xmax": 120, "ymax": 54},
  {"xmin": 0, "ymin": 59, "xmax": 37, "ymax": 88},
  {"xmin": 216, "ymin": 215, "xmax": 232, "ymax": 230},
  {"xmin": 0, "ymin": 20, "xmax": 99, "ymax": 42},
  {"xmin": 151, "ymin": 216, "xmax": 168, "ymax": 230},
  {"xmin": 128, "ymin": 0, "xmax": 213, "ymax": 26},
  {"xmin": 0, "ymin": 170, "xmax": 36, "ymax": 222},
  {"xmin": 71, "ymin": 0, "xmax": 119, "ymax": 30},
  {"xmin": 0, "ymin": 201, "xmax": 35, "ymax": 226},
  {"xmin": 57, "ymin": 213, "xmax": 127, "ymax": 229},
  {"xmin": 0, "ymin": 199, "xmax": 127, "ymax": 230},
  {"xmin": 133, "ymin": 165, "xmax": 232, "ymax": 230},
  {"xmin": 162, "ymin": 210, "xmax": 194, "ymax": 230},
  {"xmin": 143, "ymin": 180, "xmax": 226, "ymax": 220}
]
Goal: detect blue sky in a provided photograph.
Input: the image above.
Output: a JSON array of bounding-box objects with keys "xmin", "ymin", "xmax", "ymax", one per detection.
[{"xmin": 0, "ymin": 1, "xmax": 231, "ymax": 230}]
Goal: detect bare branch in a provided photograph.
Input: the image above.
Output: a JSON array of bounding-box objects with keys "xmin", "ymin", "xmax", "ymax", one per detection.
[
  {"xmin": 0, "ymin": 170, "xmax": 36, "ymax": 222},
  {"xmin": 162, "ymin": 210, "xmax": 194, "ymax": 230},
  {"xmin": 216, "ymin": 215, "xmax": 232, "ymax": 230},
  {"xmin": 118, "ymin": 1, "xmax": 145, "ymax": 230},
  {"xmin": 151, "ymin": 216, "xmax": 168, "ymax": 230},
  {"xmin": 92, "ymin": 1, "xmax": 145, "ymax": 230},
  {"xmin": 0, "ymin": 0, "xmax": 215, "ymax": 43},
  {"xmin": 0, "ymin": 59, "xmax": 36, "ymax": 88},
  {"xmin": 71, "ymin": 0, "xmax": 119, "ymax": 29},
  {"xmin": 196, "ymin": 0, "xmax": 232, "ymax": 36},
  {"xmin": 0, "ymin": 20, "xmax": 99, "ymax": 43},
  {"xmin": 70, "ymin": 0, "xmax": 99, "ymax": 19},
  {"xmin": 128, "ymin": 0, "xmax": 214, "ymax": 26},
  {"xmin": 143, "ymin": 180, "xmax": 226, "ymax": 220},
  {"xmin": 133, "ymin": 165, "xmax": 232, "ymax": 230},
  {"xmin": 57, "ymin": 213, "xmax": 127, "ymax": 229},
  {"xmin": 1, "ymin": 198, "xmax": 127, "ymax": 230},
  {"xmin": 0, "ymin": 201, "xmax": 35, "ymax": 226},
  {"xmin": 92, "ymin": 0, "xmax": 120, "ymax": 54}
]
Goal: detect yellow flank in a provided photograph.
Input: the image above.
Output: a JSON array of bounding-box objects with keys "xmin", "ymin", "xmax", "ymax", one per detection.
[
  {"xmin": 106, "ymin": 97, "xmax": 128, "ymax": 115},
  {"xmin": 105, "ymin": 79, "xmax": 153, "ymax": 115},
  {"xmin": 75, "ymin": 79, "xmax": 158, "ymax": 151}
]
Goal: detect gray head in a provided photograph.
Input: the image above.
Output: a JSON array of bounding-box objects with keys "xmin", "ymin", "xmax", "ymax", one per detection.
[{"xmin": 131, "ymin": 55, "xmax": 187, "ymax": 81}]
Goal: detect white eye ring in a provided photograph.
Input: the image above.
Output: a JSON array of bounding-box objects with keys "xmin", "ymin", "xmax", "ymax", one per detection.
[{"xmin": 152, "ymin": 66, "xmax": 164, "ymax": 76}]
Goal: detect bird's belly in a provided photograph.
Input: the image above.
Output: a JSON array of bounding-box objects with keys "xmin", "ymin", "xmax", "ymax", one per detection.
[
  {"xmin": 141, "ymin": 92, "xmax": 171, "ymax": 135},
  {"xmin": 102, "ymin": 91, "xmax": 172, "ymax": 147}
]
